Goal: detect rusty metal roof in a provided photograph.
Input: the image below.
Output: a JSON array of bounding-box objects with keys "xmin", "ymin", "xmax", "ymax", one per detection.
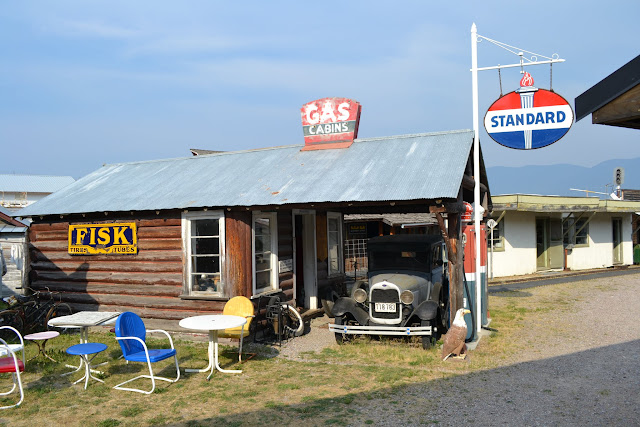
[{"xmin": 18, "ymin": 130, "xmax": 475, "ymax": 217}]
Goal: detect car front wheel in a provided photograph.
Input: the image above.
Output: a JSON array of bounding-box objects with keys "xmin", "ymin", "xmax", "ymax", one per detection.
[{"xmin": 334, "ymin": 316, "xmax": 355, "ymax": 345}]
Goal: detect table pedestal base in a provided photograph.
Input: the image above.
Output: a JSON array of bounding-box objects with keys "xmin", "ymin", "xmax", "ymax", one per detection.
[{"xmin": 184, "ymin": 331, "xmax": 241, "ymax": 379}]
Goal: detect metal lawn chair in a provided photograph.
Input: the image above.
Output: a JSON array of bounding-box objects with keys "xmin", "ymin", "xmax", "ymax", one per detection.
[
  {"xmin": 0, "ymin": 335, "xmax": 25, "ymax": 409},
  {"xmin": 218, "ymin": 296, "xmax": 256, "ymax": 362},
  {"xmin": 0, "ymin": 326, "xmax": 25, "ymax": 366},
  {"xmin": 113, "ymin": 312, "xmax": 180, "ymax": 394}
]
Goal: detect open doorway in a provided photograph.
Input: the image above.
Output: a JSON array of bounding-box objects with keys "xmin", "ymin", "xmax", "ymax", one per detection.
[{"xmin": 293, "ymin": 210, "xmax": 318, "ymax": 310}]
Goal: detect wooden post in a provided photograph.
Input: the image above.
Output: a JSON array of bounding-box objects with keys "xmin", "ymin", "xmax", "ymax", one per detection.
[{"xmin": 431, "ymin": 206, "xmax": 463, "ymax": 326}]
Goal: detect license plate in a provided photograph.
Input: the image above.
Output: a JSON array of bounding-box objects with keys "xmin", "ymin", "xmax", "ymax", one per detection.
[{"xmin": 375, "ymin": 302, "xmax": 396, "ymax": 313}]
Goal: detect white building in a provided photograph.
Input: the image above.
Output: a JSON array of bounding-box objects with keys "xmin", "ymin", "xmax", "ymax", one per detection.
[
  {"xmin": 488, "ymin": 195, "xmax": 640, "ymax": 278},
  {"xmin": 0, "ymin": 174, "xmax": 75, "ymax": 212}
]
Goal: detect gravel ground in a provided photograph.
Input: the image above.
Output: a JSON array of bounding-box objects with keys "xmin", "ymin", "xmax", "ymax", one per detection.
[{"xmin": 275, "ymin": 272, "xmax": 640, "ymax": 426}]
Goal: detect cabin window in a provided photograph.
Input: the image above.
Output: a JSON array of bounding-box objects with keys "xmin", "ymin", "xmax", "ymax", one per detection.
[
  {"xmin": 327, "ymin": 212, "xmax": 343, "ymax": 276},
  {"xmin": 253, "ymin": 212, "xmax": 279, "ymax": 295},
  {"xmin": 563, "ymin": 217, "xmax": 589, "ymax": 247},
  {"xmin": 182, "ymin": 211, "xmax": 225, "ymax": 297}
]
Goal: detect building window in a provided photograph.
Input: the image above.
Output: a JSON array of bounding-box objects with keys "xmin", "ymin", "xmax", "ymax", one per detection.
[
  {"xmin": 563, "ymin": 217, "xmax": 589, "ymax": 246},
  {"xmin": 253, "ymin": 212, "xmax": 278, "ymax": 295},
  {"xmin": 183, "ymin": 211, "xmax": 225, "ymax": 297},
  {"xmin": 489, "ymin": 219, "xmax": 504, "ymax": 251},
  {"xmin": 327, "ymin": 212, "xmax": 343, "ymax": 276}
]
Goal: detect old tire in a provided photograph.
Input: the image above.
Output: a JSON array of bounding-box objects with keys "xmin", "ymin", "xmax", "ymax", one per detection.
[
  {"xmin": 283, "ymin": 304, "xmax": 304, "ymax": 337},
  {"xmin": 334, "ymin": 316, "xmax": 353, "ymax": 345},
  {"xmin": 421, "ymin": 320, "xmax": 436, "ymax": 350}
]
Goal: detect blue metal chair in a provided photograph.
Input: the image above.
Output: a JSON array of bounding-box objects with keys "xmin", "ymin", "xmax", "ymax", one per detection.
[{"xmin": 113, "ymin": 312, "xmax": 180, "ymax": 394}]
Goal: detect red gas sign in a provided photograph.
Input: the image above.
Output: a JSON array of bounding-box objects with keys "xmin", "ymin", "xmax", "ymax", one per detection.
[{"xmin": 300, "ymin": 97, "xmax": 361, "ymax": 151}]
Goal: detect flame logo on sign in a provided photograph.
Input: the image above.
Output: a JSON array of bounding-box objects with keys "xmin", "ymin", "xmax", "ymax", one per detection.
[{"xmin": 520, "ymin": 72, "xmax": 534, "ymax": 87}]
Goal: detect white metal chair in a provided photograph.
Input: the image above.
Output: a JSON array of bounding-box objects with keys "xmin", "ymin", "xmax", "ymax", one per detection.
[
  {"xmin": 113, "ymin": 312, "xmax": 180, "ymax": 394},
  {"xmin": 0, "ymin": 336, "xmax": 25, "ymax": 409},
  {"xmin": 0, "ymin": 326, "xmax": 25, "ymax": 366}
]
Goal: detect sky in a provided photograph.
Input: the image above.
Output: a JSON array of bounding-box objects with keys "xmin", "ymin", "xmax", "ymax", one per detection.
[{"xmin": 1, "ymin": 1, "xmax": 638, "ymax": 179}]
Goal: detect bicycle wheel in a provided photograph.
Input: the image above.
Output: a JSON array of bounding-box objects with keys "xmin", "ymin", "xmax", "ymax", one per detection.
[
  {"xmin": 0, "ymin": 310, "xmax": 24, "ymax": 341},
  {"xmin": 45, "ymin": 303, "xmax": 73, "ymax": 331},
  {"xmin": 282, "ymin": 304, "xmax": 304, "ymax": 337}
]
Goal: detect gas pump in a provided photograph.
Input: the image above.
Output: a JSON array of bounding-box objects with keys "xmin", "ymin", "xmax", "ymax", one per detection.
[{"xmin": 461, "ymin": 202, "xmax": 489, "ymax": 342}]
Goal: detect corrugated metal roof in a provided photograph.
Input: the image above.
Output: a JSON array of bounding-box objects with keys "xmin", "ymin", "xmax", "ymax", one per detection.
[
  {"xmin": 18, "ymin": 130, "xmax": 474, "ymax": 217},
  {"xmin": 0, "ymin": 174, "xmax": 75, "ymax": 193}
]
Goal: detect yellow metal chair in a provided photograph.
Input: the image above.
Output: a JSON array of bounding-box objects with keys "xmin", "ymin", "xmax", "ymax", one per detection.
[{"xmin": 218, "ymin": 296, "xmax": 255, "ymax": 363}]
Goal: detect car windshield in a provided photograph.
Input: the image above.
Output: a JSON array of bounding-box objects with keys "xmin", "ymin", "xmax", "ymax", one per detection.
[{"xmin": 369, "ymin": 247, "xmax": 430, "ymax": 272}]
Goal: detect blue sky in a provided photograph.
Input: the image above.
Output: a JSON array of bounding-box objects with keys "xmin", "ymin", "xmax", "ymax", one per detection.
[{"xmin": 1, "ymin": 1, "xmax": 638, "ymax": 179}]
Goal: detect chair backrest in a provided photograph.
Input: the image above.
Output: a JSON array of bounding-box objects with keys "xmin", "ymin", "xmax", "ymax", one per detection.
[
  {"xmin": 221, "ymin": 296, "xmax": 254, "ymax": 338},
  {"xmin": 115, "ymin": 312, "xmax": 147, "ymax": 358}
]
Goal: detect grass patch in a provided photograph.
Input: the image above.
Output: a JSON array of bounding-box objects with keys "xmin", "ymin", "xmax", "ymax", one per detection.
[{"xmin": 0, "ymin": 285, "xmax": 585, "ymax": 427}]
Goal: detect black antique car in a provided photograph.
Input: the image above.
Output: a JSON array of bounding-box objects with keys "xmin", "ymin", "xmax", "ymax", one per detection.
[{"xmin": 329, "ymin": 234, "xmax": 449, "ymax": 349}]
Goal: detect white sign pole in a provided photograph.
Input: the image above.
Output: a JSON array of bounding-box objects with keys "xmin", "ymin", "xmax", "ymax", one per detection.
[
  {"xmin": 469, "ymin": 24, "xmax": 566, "ymax": 339},
  {"xmin": 470, "ymin": 23, "xmax": 482, "ymax": 339}
]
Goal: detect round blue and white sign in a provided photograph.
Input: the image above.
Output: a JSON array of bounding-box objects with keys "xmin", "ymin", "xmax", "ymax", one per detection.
[{"xmin": 484, "ymin": 74, "xmax": 574, "ymax": 150}]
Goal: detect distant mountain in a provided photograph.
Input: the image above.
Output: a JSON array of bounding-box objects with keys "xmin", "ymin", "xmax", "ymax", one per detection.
[{"xmin": 487, "ymin": 158, "xmax": 640, "ymax": 197}]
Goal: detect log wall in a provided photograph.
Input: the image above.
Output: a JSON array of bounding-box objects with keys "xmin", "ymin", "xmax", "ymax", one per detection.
[{"xmin": 29, "ymin": 211, "xmax": 227, "ymax": 322}]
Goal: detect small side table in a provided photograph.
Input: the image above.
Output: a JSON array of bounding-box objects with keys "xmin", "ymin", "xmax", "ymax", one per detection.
[
  {"xmin": 66, "ymin": 343, "xmax": 108, "ymax": 389},
  {"xmin": 24, "ymin": 331, "xmax": 60, "ymax": 362}
]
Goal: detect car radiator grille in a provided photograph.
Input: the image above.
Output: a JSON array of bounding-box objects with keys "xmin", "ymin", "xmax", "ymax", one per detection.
[{"xmin": 371, "ymin": 288, "xmax": 399, "ymax": 319}]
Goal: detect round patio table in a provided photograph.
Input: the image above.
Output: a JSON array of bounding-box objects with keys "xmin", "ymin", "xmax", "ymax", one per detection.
[
  {"xmin": 179, "ymin": 314, "xmax": 247, "ymax": 379},
  {"xmin": 24, "ymin": 331, "xmax": 60, "ymax": 362}
]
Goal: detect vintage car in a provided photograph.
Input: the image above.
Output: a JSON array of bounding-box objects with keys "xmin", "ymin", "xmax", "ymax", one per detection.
[{"xmin": 328, "ymin": 234, "xmax": 449, "ymax": 349}]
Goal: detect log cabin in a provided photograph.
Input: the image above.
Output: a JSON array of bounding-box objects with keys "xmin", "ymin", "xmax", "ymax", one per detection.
[{"xmin": 16, "ymin": 129, "xmax": 491, "ymax": 330}]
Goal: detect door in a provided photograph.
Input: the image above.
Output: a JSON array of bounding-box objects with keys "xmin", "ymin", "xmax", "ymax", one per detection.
[
  {"xmin": 536, "ymin": 218, "xmax": 549, "ymax": 270},
  {"xmin": 293, "ymin": 210, "xmax": 318, "ymax": 310},
  {"xmin": 612, "ymin": 218, "xmax": 623, "ymax": 264},
  {"xmin": 548, "ymin": 218, "xmax": 564, "ymax": 270}
]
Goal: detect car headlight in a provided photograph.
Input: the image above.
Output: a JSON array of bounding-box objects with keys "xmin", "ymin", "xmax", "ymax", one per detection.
[
  {"xmin": 353, "ymin": 288, "xmax": 367, "ymax": 303},
  {"xmin": 400, "ymin": 290, "xmax": 414, "ymax": 305}
]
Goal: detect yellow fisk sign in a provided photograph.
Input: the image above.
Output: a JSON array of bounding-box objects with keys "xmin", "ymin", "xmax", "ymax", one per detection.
[{"xmin": 68, "ymin": 223, "xmax": 137, "ymax": 255}]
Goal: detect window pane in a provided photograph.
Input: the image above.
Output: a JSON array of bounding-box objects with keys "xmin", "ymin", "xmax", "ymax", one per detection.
[
  {"xmin": 193, "ymin": 237, "xmax": 219, "ymax": 255},
  {"xmin": 255, "ymin": 218, "xmax": 271, "ymax": 236},
  {"xmin": 255, "ymin": 234, "xmax": 270, "ymax": 253},
  {"xmin": 255, "ymin": 252, "xmax": 271, "ymax": 271},
  {"xmin": 191, "ymin": 273, "xmax": 221, "ymax": 293},
  {"xmin": 255, "ymin": 271, "xmax": 271, "ymax": 291},
  {"xmin": 192, "ymin": 255, "xmax": 220, "ymax": 274},
  {"xmin": 193, "ymin": 219, "xmax": 219, "ymax": 237}
]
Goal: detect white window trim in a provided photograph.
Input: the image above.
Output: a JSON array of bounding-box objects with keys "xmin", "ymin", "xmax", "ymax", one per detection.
[
  {"xmin": 181, "ymin": 210, "xmax": 225, "ymax": 298},
  {"xmin": 327, "ymin": 211, "xmax": 344, "ymax": 277},
  {"xmin": 252, "ymin": 211, "xmax": 279, "ymax": 296}
]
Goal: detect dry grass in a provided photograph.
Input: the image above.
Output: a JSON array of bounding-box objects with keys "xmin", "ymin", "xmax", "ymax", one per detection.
[{"xmin": 0, "ymin": 286, "xmax": 584, "ymax": 426}]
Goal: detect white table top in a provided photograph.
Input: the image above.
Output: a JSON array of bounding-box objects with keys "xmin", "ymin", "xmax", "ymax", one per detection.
[
  {"xmin": 48, "ymin": 311, "xmax": 121, "ymax": 328},
  {"xmin": 179, "ymin": 314, "xmax": 246, "ymax": 332}
]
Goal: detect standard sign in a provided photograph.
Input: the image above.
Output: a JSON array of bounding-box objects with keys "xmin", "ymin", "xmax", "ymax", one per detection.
[
  {"xmin": 484, "ymin": 72, "xmax": 573, "ymax": 149},
  {"xmin": 68, "ymin": 223, "xmax": 137, "ymax": 255},
  {"xmin": 300, "ymin": 97, "xmax": 361, "ymax": 151}
]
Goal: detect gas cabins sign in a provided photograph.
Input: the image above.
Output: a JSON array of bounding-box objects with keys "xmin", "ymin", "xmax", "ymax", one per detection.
[
  {"xmin": 300, "ymin": 97, "xmax": 362, "ymax": 151},
  {"xmin": 68, "ymin": 223, "xmax": 138, "ymax": 255},
  {"xmin": 484, "ymin": 72, "xmax": 573, "ymax": 149}
]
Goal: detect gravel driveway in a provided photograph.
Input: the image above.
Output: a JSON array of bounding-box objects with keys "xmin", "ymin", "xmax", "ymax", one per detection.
[{"xmin": 277, "ymin": 271, "xmax": 640, "ymax": 426}]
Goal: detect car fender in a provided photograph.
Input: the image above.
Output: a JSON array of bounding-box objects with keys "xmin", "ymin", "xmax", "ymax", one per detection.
[
  {"xmin": 331, "ymin": 297, "xmax": 370, "ymax": 325},
  {"xmin": 412, "ymin": 300, "xmax": 438, "ymax": 321}
]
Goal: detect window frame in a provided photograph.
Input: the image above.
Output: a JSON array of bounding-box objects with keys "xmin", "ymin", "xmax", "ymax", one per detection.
[
  {"xmin": 252, "ymin": 211, "xmax": 279, "ymax": 296},
  {"xmin": 181, "ymin": 210, "xmax": 226, "ymax": 299},
  {"xmin": 489, "ymin": 219, "xmax": 505, "ymax": 252},
  {"xmin": 327, "ymin": 212, "xmax": 344, "ymax": 277},
  {"xmin": 563, "ymin": 217, "xmax": 589, "ymax": 247}
]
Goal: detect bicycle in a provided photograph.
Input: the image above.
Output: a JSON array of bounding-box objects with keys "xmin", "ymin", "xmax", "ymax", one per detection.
[
  {"xmin": 0, "ymin": 287, "xmax": 73, "ymax": 342},
  {"xmin": 265, "ymin": 295, "xmax": 304, "ymax": 342}
]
